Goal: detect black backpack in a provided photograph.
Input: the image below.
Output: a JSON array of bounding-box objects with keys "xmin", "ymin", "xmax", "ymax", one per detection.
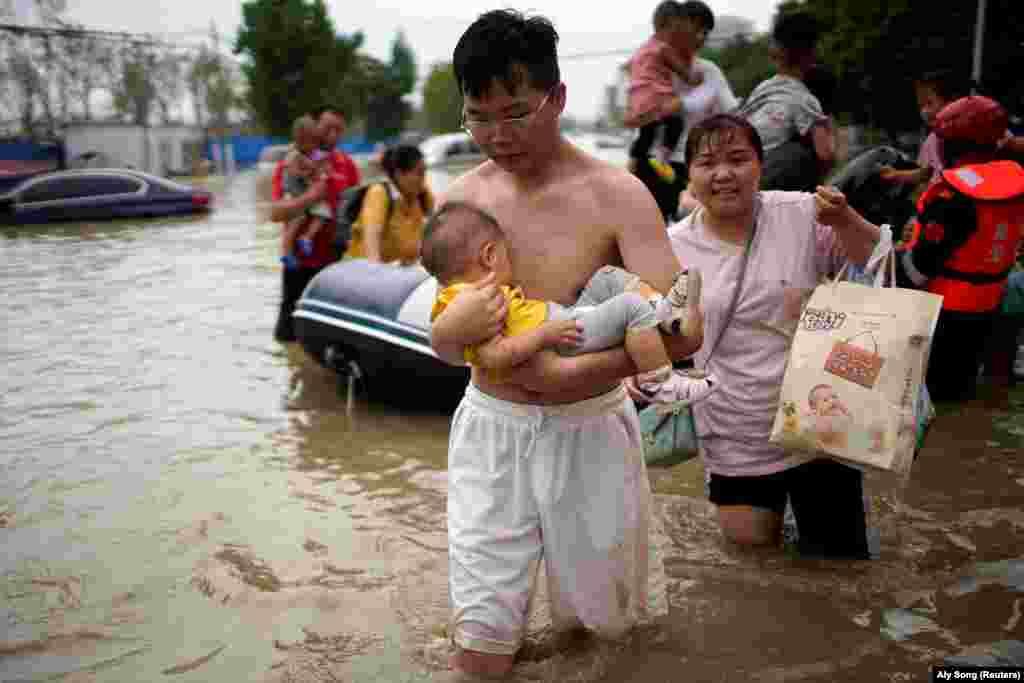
[
  {"xmin": 333, "ymin": 182, "xmax": 393, "ymax": 257},
  {"xmin": 333, "ymin": 183, "xmax": 431, "ymax": 258}
]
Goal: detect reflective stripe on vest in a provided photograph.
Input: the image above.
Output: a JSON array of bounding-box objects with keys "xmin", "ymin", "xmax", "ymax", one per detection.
[{"xmin": 921, "ymin": 161, "xmax": 1024, "ymax": 313}]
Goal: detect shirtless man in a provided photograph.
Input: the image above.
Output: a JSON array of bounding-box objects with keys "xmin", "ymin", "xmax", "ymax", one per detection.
[{"xmin": 430, "ymin": 10, "xmax": 702, "ymax": 681}]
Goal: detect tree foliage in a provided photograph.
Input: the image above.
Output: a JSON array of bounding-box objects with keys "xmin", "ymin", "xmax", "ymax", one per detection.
[
  {"xmin": 388, "ymin": 32, "xmax": 417, "ymax": 96},
  {"xmin": 111, "ymin": 50, "xmax": 157, "ymax": 125},
  {"xmin": 421, "ymin": 62, "xmax": 462, "ymax": 135},
  {"xmin": 793, "ymin": 0, "xmax": 1024, "ymax": 131},
  {"xmin": 234, "ymin": 0, "xmax": 363, "ymax": 137},
  {"xmin": 701, "ymin": 34, "xmax": 775, "ymax": 102},
  {"xmin": 190, "ymin": 32, "xmax": 243, "ymax": 129}
]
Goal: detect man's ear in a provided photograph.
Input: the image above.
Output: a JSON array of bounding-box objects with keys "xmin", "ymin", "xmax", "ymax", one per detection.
[{"xmin": 479, "ymin": 240, "xmax": 496, "ymax": 269}]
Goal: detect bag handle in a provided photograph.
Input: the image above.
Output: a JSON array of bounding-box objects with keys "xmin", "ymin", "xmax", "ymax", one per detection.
[
  {"xmin": 840, "ymin": 329, "xmax": 880, "ymax": 354},
  {"xmin": 835, "ymin": 224, "xmax": 896, "ymax": 289}
]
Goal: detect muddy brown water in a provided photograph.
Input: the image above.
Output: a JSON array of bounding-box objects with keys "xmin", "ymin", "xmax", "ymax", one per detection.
[{"xmin": 2, "ymin": 163, "xmax": 1023, "ymax": 683}]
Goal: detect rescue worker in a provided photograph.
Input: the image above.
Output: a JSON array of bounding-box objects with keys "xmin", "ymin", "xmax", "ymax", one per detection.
[{"xmin": 897, "ymin": 95, "xmax": 1024, "ymax": 400}]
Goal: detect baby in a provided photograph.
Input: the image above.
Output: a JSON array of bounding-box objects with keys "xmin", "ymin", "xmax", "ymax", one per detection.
[
  {"xmin": 807, "ymin": 383, "xmax": 852, "ymax": 449},
  {"xmin": 279, "ymin": 115, "xmax": 332, "ymax": 270},
  {"xmin": 421, "ymin": 201, "xmax": 717, "ymax": 408}
]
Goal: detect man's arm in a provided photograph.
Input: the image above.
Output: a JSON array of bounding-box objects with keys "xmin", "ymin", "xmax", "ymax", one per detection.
[
  {"xmin": 614, "ymin": 176, "xmax": 703, "ymax": 362},
  {"xmin": 667, "ymin": 80, "xmax": 716, "ymax": 118},
  {"xmin": 269, "ymin": 178, "xmax": 327, "ymax": 222},
  {"xmin": 474, "ymin": 319, "xmax": 581, "ymax": 372}
]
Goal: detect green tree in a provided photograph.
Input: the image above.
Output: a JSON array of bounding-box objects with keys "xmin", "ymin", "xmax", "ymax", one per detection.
[
  {"xmin": 795, "ymin": 0, "xmax": 1024, "ymax": 130},
  {"xmin": 421, "ymin": 62, "xmax": 462, "ymax": 134},
  {"xmin": 701, "ymin": 33, "xmax": 775, "ymax": 101},
  {"xmin": 388, "ymin": 32, "xmax": 417, "ymax": 96},
  {"xmin": 234, "ymin": 0, "xmax": 363, "ymax": 137},
  {"xmin": 111, "ymin": 49, "xmax": 157, "ymax": 125},
  {"xmin": 190, "ymin": 32, "xmax": 244, "ymax": 129}
]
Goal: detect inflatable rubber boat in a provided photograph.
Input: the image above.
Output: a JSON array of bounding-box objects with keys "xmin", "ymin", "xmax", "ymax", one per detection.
[{"xmin": 293, "ymin": 258, "xmax": 470, "ymax": 408}]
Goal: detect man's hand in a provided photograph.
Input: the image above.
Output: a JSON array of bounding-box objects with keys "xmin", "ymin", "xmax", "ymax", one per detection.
[
  {"xmin": 540, "ymin": 319, "xmax": 583, "ymax": 351},
  {"xmin": 432, "ymin": 272, "xmax": 508, "ymax": 350},
  {"xmin": 814, "ymin": 185, "xmax": 850, "ymax": 226}
]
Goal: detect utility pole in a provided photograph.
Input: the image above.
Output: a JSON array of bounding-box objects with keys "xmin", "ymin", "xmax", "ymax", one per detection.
[{"xmin": 971, "ymin": 0, "xmax": 986, "ymax": 90}]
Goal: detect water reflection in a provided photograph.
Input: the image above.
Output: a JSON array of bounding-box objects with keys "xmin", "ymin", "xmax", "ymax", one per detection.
[{"xmin": 0, "ymin": 162, "xmax": 1022, "ymax": 682}]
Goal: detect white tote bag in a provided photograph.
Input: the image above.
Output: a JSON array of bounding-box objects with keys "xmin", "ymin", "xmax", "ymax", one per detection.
[{"xmin": 769, "ymin": 234, "xmax": 942, "ymax": 474}]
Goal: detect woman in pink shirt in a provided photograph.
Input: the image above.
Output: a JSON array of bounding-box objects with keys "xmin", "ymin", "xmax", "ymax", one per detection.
[{"xmin": 662, "ymin": 113, "xmax": 880, "ymax": 558}]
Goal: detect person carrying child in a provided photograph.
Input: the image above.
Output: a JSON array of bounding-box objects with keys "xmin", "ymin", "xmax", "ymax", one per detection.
[
  {"xmin": 624, "ymin": 0, "xmax": 710, "ymax": 186},
  {"xmin": 269, "ymin": 105, "xmax": 361, "ymax": 343},
  {"xmin": 422, "ymin": 201, "xmax": 716, "ymax": 407},
  {"xmin": 895, "ymin": 95, "xmax": 1024, "ymax": 400},
  {"xmin": 278, "ymin": 115, "xmax": 334, "ymax": 270}
]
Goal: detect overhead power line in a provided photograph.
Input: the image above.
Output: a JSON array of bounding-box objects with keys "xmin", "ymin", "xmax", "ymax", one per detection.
[
  {"xmin": 0, "ymin": 22, "xmax": 208, "ymax": 50},
  {"xmin": 560, "ymin": 31, "xmax": 759, "ymax": 61}
]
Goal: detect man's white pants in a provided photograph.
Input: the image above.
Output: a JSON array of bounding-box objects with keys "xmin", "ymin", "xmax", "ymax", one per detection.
[{"xmin": 447, "ymin": 383, "xmax": 666, "ymax": 656}]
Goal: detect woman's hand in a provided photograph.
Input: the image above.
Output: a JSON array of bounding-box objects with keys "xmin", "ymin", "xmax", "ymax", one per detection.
[{"xmin": 813, "ymin": 185, "xmax": 850, "ymax": 226}]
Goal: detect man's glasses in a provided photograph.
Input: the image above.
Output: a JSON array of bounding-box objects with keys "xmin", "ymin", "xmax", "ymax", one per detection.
[{"xmin": 462, "ymin": 87, "xmax": 556, "ymax": 139}]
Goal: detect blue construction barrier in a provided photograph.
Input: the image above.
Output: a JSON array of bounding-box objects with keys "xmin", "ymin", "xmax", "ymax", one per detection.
[
  {"xmin": 206, "ymin": 135, "xmax": 381, "ymax": 169},
  {"xmin": 0, "ymin": 140, "xmax": 65, "ymax": 162}
]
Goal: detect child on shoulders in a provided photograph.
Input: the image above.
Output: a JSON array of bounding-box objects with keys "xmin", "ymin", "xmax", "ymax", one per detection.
[{"xmin": 624, "ymin": 0, "xmax": 710, "ymax": 184}]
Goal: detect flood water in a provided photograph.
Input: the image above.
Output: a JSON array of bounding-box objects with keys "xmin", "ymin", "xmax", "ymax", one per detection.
[{"xmin": 2, "ymin": 154, "xmax": 1024, "ymax": 683}]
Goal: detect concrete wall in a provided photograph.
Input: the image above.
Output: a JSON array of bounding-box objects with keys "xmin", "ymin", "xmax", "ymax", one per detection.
[{"xmin": 64, "ymin": 124, "xmax": 202, "ymax": 175}]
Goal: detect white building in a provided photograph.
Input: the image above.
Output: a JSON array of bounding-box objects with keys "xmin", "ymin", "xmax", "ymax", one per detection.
[{"xmin": 63, "ymin": 122, "xmax": 204, "ymax": 176}]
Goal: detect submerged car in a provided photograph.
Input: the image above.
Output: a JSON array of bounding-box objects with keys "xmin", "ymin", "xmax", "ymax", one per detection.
[{"xmin": 0, "ymin": 169, "xmax": 213, "ymax": 224}]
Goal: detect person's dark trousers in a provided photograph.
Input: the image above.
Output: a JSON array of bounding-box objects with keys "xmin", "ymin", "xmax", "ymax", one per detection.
[
  {"xmin": 926, "ymin": 308, "xmax": 996, "ymax": 401},
  {"xmin": 274, "ymin": 266, "xmax": 323, "ymax": 343},
  {"xmin": 629, "ymin": 115, "xmax": 684, "ymax": 162},
  {"xmin": 787, "ymin": 459, "xmax": 870, "ymax": 559},
  {"xmin": 632, "ymin": 157, "xmax": 688, "ymax": 224},
  {"xmin": 983, "ymin": 314, "xmax": 1023, "ymax": 385}
]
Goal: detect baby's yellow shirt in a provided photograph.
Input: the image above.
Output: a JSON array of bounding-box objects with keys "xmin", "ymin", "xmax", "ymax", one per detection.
[{"xmin": 431, "ymin": 283, "xmax": 549, "ymax": 375}]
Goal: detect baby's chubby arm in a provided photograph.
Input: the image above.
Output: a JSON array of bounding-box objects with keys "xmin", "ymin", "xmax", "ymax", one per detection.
[{"xmin": 474, "ymin": 319, "xmax": 582, "ymax": 372}]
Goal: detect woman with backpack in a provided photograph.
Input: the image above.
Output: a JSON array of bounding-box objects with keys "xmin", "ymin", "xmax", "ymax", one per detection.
[{"xmin": 347, "ymin": 144, "xmax": 435, "ymax": 265}]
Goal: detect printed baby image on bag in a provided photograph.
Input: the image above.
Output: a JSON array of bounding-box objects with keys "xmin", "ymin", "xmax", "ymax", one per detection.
[{"xmin": 769, "ymin": 277, "xmax": 942, "ymax": 474}]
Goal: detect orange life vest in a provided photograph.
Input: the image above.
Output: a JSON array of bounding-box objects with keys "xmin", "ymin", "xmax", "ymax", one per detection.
[{"xmin": 915, "ymin": 160, "xmax": 1024, "ymax": 313}]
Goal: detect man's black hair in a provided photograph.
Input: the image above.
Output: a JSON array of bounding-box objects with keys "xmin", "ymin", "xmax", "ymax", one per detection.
[
  {"xmin": 772, "ymin": 11, "xmax": 820, "ymax": 52},
  {"xmin": 679, "ymin": 0, "xmax": 715, "ymax": 32},
  {"xmin": 453, "ymin": 9, "xmax": 560, "ymax": 99}
]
